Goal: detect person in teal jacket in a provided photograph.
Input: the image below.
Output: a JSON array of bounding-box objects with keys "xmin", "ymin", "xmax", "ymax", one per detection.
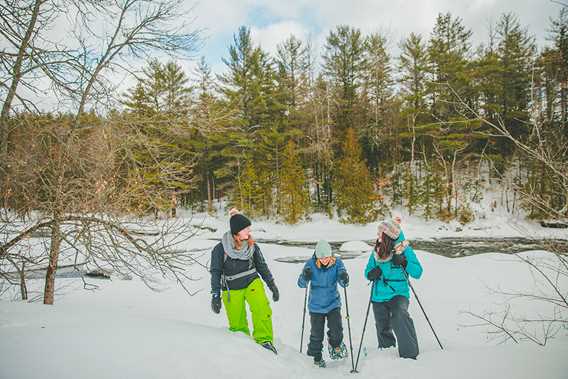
[{"xmin": 364, "ymin": 219, "xmax": 423, "ymax": 359}]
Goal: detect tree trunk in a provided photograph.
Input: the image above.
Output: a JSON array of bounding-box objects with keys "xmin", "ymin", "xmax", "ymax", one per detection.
[
  {"xmin": 207, "ymin": 173, "xmax": 213, "ymax": 214},
  {"xmin": 561, "ymin": 81, "xmax": 567, "ymax": 128},
  {"xmin": 43, "ymin": 216, "xmax": 61, "ymax": 305},
  {"xmin": 315, "ymin": 161, "xmax": 321, "ymax": 207},
  {"xmin": 0, "ymin": 0, "xmax": 44, "ymax": 155},
  {"xmin": 19, "ymin": 262, "xmax": 28, "ymax": 301},
  {"xmin": 170, "ymin": 192, "xmax": 177, "ymax": 218}
]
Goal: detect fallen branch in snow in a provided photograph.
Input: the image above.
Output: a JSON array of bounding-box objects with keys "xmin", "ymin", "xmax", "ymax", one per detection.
[
  {"xmin": 462, "ymin": 250, "xmax": 568, "ymax": 346},
  {"xmin": 462, "ymin": 308, "xmax": 519, "ymax": 344},
  {"xmin": 1, "ymin": 213, "xmax": 206, "ymax": 302}
]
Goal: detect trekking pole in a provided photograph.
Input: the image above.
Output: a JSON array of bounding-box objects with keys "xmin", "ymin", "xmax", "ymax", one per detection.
[
  {"xmin": 343, "ymin": 286, "xmax": 356, "ymax": 373},
  {"xmin": 300, "ymin": 283, "xmax": 309, "ymax": 353},
  {"xmin": 352, "ymin": 282, "xmax": 374, "ymax": 373},
  {"xmin": 403, "ymin": 270, "xmax": 444, "ymax": 350}
]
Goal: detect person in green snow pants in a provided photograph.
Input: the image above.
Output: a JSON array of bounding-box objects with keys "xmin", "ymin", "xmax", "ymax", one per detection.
[{"xmin": 209, "ymin": 208, "xmax": 280, "ymax": 354}]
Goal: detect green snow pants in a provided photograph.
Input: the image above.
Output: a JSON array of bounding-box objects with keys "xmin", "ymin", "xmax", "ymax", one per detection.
[{"xmin": 222, "ymin": 278, "xmax": 273, "ymax": 344}]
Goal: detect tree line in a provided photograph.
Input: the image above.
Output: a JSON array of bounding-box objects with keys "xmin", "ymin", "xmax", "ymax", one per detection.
[
  {"xmin": 3, "ymin": 9, "xmax": 568, "ymax": 227},
  {"xmin": 1, "ymin": 2, "xmax": 567, "ymax": 305},
  {"xmin": 121, "ymin": 11, "xmax": 567, "ymax": 223}
]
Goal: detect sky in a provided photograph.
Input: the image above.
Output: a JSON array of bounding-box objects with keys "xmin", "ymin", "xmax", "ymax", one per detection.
[
  {"xmin": 1, "ymin": 0, "xmax": 560, "ymax": 113},
  {"xmin": 190, "ymin": 0, "xmax": 561, "ymax": 74}
]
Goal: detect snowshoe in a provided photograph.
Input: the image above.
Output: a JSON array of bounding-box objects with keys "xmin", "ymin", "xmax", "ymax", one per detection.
[
  {"xmin": 261, "ymin": 341, "xmax": 278, "ymax": 355},
  {"xmin": 328, "ymin": 342, "xmax": 348, "ymax": 360},
  {"xmin": 313, "ymin": 358, "xmax": 326, "ymax": 368}
]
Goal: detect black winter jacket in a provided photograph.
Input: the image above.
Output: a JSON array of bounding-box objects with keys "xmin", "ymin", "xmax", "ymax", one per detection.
[{"xmin": 210, "ymin": 242, "xmax": 274, "ymax": 296}]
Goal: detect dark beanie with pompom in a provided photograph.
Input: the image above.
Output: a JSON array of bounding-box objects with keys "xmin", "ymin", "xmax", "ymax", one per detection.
[{"xmin": 229, "ymin": 208, "xmax": 251, "ymax": 235}]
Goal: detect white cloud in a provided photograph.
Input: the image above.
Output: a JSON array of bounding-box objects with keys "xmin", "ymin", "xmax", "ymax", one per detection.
[
  {"xmin": 192, "ymin": 0, "xmax": 252, "ymax": 37},
  {"xmin": 7, "ymin": 0, "xmax": 559, "ymax": 112},
  {"xmin": 250, "ymin": 20, "xmax": 310, "ymax": 55}
]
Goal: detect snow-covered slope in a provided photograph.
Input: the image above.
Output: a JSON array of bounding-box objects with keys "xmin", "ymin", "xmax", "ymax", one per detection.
[{"xmin": 1, "ymin": 237, "xmax": 567, "ymax": 378}]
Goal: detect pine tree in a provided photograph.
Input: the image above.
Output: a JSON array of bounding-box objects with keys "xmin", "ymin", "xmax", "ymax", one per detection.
[
  {"xmin": 322, "ymin": 25, "xmax": 367, "ymax": 145},
  {"xmin": 495, "ymin": 13, "xmax": 536, "ymax": 150},
  {"xmin": 233, "ymin": 160, "xmax": 259, "ymax": 216},
  {"xmin": 399, "ymin": 33, "xmax": 430, "ymax": 129},
  {"xmin": 218, "ymin": 26, "xmax": 287, "ymax": 217},
  {"xmin": 124, "ymin": 59, "xmax": 192, "ymax": 115},
  {"xmin": 398, "ymin": 33, "xmax": 432, "ymax": 215},
  {"xmin": 305, "ymin": 74, "xmax": 335, "ymax": 212},
  {"xmin": 550, "ymin": 8, "xmax": 568, "ymax": 129},
  {"xmin": 360, "ymin": 32, "xmax": 394, "ymax": 174},
  {"xmin": 428, "ymin": 12, "xmax": 474, "ymax": 121},
  {"xmin": 121, "ymin": 59, "xmax": 196, "ymax": 214},
  {"xmin": 276, "ymin": 35, "xmax": 311, "ymax": 111},
  {"xmin": 280, "ymin": 140, "xmax": 309, "ymax": 223},
  {"xmin": 161, "ymin": 61, "xmax": 192, "ymax": 115},
  {"xmin": 426, "ymin": 14, "xmax": 481, "ymax": 217},
  {"xmin": 123, "ymin": 82, "xmax": 151, "ymax": 116},
  {"xmin": 190, "ymin": 57, "xmax": 238, "ymax": 214},
  {"xmin": 335, "ymin": 128, "xmax": 376, "ymax": 223}
]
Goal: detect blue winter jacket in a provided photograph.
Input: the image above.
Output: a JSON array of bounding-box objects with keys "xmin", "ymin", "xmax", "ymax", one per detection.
[
  {"xmin": 298, "ymin": 256, "xmax": 348, "ymax": 314},
  {"xmin": 364, "ymin": 230, "xmax": 423, "ymax": 302}
]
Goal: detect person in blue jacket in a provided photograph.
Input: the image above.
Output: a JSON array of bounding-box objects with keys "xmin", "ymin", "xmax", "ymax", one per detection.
[
  {"xmin": 364, "ymin": 219, "xmax": 423, "ymax": 359},
  {"xmin": 298, "ymin": 240, "xmax": 349, "ymax": 368}
]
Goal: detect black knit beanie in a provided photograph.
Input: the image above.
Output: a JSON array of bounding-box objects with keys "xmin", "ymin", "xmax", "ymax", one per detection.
[{"xmin": 230, "ymin": 213, "xmax": 251, "ymax": 235}]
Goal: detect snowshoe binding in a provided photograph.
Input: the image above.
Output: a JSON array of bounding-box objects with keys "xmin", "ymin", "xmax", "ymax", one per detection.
[
  {"xmin": 261, "ymin": 341, "xmax": 278, "ymax": 355},
  {"xmin": 313, "ymin": 358, "xmax": 326, "ymax": 368},
  {"xmin": 328, "ymin": 342, "xmax": 348, "ymax": 360}
]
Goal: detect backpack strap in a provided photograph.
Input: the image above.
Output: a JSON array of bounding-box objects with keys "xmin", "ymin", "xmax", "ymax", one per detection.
[{"xmin": 221, "ymin": 250, "xmax": 257, "ymax": 285}]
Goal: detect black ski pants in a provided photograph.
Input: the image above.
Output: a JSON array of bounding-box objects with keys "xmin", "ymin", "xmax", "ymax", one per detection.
[
  {"xmin": 372, "ymin": 295, "xmax": 419, "ymax": 359},
  {"xmin": 306, "ymin": 307, "xmax": 343, "ymax": 360}
]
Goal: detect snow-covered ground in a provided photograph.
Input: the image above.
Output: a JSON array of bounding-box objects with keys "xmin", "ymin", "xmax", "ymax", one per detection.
[
  {"xmin": 182, "ymin": 205, "xmax": 568, "ymax": 242},
  {"xmin": 2, "ymin": 209, "xmax": 568, "ymax": 378}
]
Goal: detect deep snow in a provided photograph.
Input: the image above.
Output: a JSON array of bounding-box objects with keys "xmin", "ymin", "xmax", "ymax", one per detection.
[{"xmin": 1, "ymin": 211, "xmax": 568, "ymax": 378}]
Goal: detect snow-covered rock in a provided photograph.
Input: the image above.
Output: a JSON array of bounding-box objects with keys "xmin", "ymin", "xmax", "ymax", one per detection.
[{"xmin": 339, "ymin": 240, "xmax": 371, "ymax": 252}]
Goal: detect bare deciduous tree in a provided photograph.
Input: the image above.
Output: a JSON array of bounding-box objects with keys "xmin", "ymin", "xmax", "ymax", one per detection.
[
  {"xmin": 72, "ymin": 0, "xmax": 201, "ymax": 123},
  {"xmin": 447, "ymin": 83, "xmax": 568, "ymax": 345},
  {"xmin": 1, "ymin": 0, "xmax": 202, "ymax": 305},
  {"xmin": 1, "ymin": 115, "xmax": 202, "ymax": 304}
]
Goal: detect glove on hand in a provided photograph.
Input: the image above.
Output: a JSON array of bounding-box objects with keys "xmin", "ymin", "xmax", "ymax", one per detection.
[
  {"xmin": 211, "ymin": 294, "xmax": 222, "ymax": 314},
  {"xmin": 339, "ymin": 270, "xmax": 349, "ymax": 286},
  {"xmin": 303, "ymin": 267, "xmax": 312, "ymax": 281},
  {"xmin": 367, "ymin": 266, "xmax": 382, "ymax": 281},
  {"xmin": 268, "ymin": 281, "xmax": 280, "ymax": 302},
  {"xmin": 391, "ymin": 254, "xmax": 408, "ymax": 269}
]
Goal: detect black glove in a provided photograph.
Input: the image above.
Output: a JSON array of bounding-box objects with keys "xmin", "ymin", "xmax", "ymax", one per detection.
[
  {"xmin": 303, "ymin": 267, "xmax": 312, "ymax": 281},
  {"xmin": 268, "ymin": 281, "xmax": 280, "ymax": 302},
  {"xmin": 211, "ymin": 293, "xmax": 221, "ymax": 314},
  {"xmin": 339, "ymin": 271, "xmax": 349, "ymax": 286},
  {"xmin": 367, "ymin": 266, "xmax": 382, "ymax": 281},
  {"xmin": 391, "ymin": 254, "xmax": 408, "ymax": 269}
]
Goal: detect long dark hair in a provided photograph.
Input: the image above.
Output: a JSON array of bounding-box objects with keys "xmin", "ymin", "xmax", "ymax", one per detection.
[{"xmin": 376, "ymin": 233, "xmax": 395, "ymax": 259}]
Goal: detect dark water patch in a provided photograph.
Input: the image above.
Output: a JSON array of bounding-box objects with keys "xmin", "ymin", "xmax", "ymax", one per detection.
[
  {"xmin": 413, "ymin": 237, "xmax": 568, "ymax": 257},
  {"xmin": 540, "ymin": 221, "xmax": 568, "ymax": 229},
  {"xmin": 265, "ymin": 237, "xmax": 568, "ymax": 263},
  {"xmin": 276, "ymin": 251, "xmax": 362, "ymax": 264},
  {"xmin": 3, "ymin": 263, "xmax": 117, "ymax": 280}
]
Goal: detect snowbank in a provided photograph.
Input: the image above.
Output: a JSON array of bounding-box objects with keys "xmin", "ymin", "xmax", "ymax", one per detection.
[
  {"xmin": 1, "ymin": 244, "xmax": 567, "ymax": 378},
  {"xmin": 339, "ymin": 241, "xmax": 372, "ymax": 252}
]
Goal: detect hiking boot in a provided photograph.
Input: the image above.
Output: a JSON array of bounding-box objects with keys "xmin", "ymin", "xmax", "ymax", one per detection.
[
  {"xmin": 378, "ymin": 343, "xmax": 396, "ymax": 349},
  {"xmin": 328, "ymin": 342, "xmax": 348, "ymax": 360},
  {"xmin": 313, "ymin": 358, "xmax": 326, "ymax": 368},
  {"xmin": 261, "ymin": 341, "xmax": 278, "ymax": 354}
]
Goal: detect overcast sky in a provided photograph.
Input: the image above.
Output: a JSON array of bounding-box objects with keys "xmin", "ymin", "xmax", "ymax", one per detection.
[
  {"xmin": 190, "ymin": 0, "xmax": 560, "ymax": 74},
  {"xmin": 3, "ymin": 0, "xmax": 559, "ymax": 113}
]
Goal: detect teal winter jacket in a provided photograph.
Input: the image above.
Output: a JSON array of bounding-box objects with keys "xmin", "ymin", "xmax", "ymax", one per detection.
[{"xmin": 364, "ymin": 231, "xmax": 423, "ymax": 302}]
